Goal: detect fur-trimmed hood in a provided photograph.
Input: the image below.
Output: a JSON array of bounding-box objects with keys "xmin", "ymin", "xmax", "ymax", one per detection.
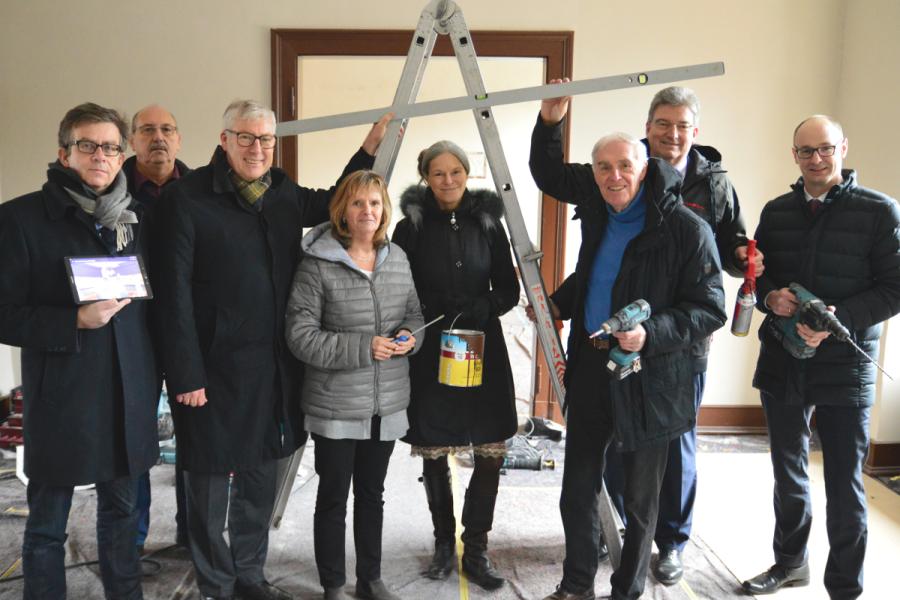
[{"xmin": 399, "ymin": 185, "xmax": 504, "ymax": 232}]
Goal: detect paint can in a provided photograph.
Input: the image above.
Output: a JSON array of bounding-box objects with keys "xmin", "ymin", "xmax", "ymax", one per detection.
[{"xmin": 438, "ymin": 329, "xmax": 485, "ymax": 387}]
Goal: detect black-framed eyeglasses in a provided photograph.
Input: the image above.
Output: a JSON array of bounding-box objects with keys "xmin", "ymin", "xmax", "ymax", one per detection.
[
  {"xmin": 225, "ymin": 129, "xmax": 276, "ymax": 149},
  {"xmin": 794, "ymin": 145, "xmax": 837, "ymax": 159},
  {"xmin": 136, "ymin": 124, "xmax": 178, "ymax": 137},
  {"xmin": 68, "ymin": 139, "xmax": 123, "ymax": 157}
]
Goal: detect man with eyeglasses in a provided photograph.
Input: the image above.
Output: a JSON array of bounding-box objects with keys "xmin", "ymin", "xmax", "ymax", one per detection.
[
  {"xmin": 743, "ymin": 115, "xmax": 900, "ymax": 598},
  {"xmin": 125, "ymin": 104, "xmax": 188, "ymax": 207},
  {"xmin": 153, "ymin": 99, "xmax": 391, "ymax": 600},
  {"xmin": 0, "ymin": 102, "xmax": 159, "ymax": 599},
  {"xmin": 123, "ymin": 104, "xmax": 191, "ymax": 555},
  {"xmin": 601, "ymin": 85, "xmax": 763, "ymax": 587}
]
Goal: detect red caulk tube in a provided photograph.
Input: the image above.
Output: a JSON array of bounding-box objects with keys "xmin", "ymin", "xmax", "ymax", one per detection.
[{"xmin": 731, "ymin": 239, "xmax": 757, "ymax": 337}]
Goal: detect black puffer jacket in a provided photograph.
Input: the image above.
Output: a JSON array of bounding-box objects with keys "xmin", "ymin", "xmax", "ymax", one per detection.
[
  {"xmin": 392, "ymin": 186, "xmax": 519, "ymax": 447},
  {"xmin": 530, "ymin": 117, "xmax": 727, "ymax": 452},
  {"xmin": 753, "ymin": 170, "xmax": 900, "ymax": 406}
]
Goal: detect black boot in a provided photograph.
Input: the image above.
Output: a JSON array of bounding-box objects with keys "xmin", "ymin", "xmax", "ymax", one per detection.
[
  {"xmin": 421, "ymin": 471, "xmax": 456, "ymax": 580},
  {"xmin": 460, "ymin": 491, "xmax": 506, "ymax": 591}
]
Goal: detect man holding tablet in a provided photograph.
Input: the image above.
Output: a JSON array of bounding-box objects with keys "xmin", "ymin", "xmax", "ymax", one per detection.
[{"xmin": 0, "ymin": 102, "xmax": 159, "ymax": 600}]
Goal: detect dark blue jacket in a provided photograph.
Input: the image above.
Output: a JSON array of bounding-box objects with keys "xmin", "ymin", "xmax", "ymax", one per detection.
[{"xmin": 753, "ymin": 170, "xmax": 900, "ymax": 406}]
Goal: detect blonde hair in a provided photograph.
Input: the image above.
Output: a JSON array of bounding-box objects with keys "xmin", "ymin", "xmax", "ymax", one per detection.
[{"xmin": 330, "ymin": 170, "xmax": 392, "ymax": 248}]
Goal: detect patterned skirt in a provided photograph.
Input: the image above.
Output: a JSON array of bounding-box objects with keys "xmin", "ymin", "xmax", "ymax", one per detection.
[{"xmin": 410, "ymin": 441, "xmax": 508, "ymax": 460}]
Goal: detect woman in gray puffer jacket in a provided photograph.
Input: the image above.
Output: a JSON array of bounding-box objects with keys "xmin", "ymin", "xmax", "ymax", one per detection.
[{"xmin": 286, "ymin": 170, "xmax": 424, "ymax": 600}]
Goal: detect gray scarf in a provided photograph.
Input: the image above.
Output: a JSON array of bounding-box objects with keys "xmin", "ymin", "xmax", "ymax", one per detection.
[{"xmin": 64, "ymin": 170, "xmax": 137, "ymax": 252}]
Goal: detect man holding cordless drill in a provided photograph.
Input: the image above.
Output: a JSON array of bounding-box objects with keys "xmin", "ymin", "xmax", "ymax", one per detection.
[
  {"xmin": 528, "ymin": 91, "xmax": 726, "ymax": 600},
  {"xmin": 744, "ymin": 115, "xmax": 900, "ymax": 599}
]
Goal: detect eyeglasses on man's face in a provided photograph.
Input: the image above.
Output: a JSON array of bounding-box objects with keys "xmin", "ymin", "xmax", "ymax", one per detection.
[
  {"xmin": 794, "ymin": 145, "xmax": 837, "ymax": 159},
  {"xmin": 225, "ymin": 129, "xmax": 276, "ymax": 149},
  {"xmin": 651, "ymin": 119, "xmax": 694, "ymax": 133},
  {"xmin": 68, "ymin": 139, "xmax": 123, "ymax": 157},
  {"xmin": 136, "ymin": 124, "xmax": 178, "ymax": 137}
]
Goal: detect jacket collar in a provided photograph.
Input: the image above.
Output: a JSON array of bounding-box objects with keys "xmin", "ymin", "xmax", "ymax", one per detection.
[
  {"xmin": 790, "ymin": 169, "xmax": 857, "ymax": 201},
  {"xmin": 399, "ymin": 184, "xmax": 504, "ymax": 232}
]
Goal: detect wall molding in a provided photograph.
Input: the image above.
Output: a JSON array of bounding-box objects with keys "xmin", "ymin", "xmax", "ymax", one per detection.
[
  {"xmin": 698, "ymin": 405, "xmax": 767, "ymax": 434},
  {"xmin": 865, "ymin": 441, "xmax": 900, "ymax": 476}
]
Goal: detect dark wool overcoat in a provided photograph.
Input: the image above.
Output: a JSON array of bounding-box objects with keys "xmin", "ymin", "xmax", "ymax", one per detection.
[
  {"xmin": 154, "ymin": 147, "xmax": 372, "ymax": 472},
  {"xmin": 0, "ymin": 167, "xmax": 159, "ymax": 486}
]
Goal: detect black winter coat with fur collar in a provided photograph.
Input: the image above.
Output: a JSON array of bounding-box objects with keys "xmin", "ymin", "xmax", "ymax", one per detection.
[{"xmin": 392, "ymin": 186, "xmax": 519, "ymax": 447}]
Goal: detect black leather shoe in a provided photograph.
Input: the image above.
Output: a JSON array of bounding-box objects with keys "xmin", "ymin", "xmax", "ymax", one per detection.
[
  {"xmin": 653, "ymin": 548, "xmax": 683, "ymax": 585},
  {"xmin": 742, "ymin": 564, "xmax": 810, "ymax": 595},
  {"xmin": 541, "ymin": 585, "xmax": 595, "ymax": 600},
  {"xmin": 235, "ymin": 580, "xmax": 292, "ymax": 600}
]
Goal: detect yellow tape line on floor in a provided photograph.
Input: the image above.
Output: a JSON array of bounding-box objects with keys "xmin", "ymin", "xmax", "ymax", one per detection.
[
  {"xmin": 679, "ymin": 576, "xmax": 700, "ymax": 600},
  {"xmin": 0, "ymin": 557, "xmax": 21, "ymax": 580},
  {"xmin": 448, "ymin": 455, "xmax": 469, "ymax": 600}
]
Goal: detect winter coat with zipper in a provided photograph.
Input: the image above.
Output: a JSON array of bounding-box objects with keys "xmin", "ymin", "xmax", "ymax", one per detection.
[
  {"xmin": 530, "ymin": 116, "xmax": 727, "ymax": 452},
  {"xmin": 753, "ymin": 170, "xmax": 900, "ymax": 407},
  {"xmin": 0, "ymin": 166, "xmax": 159, "ymax": 486},
  {"xmin": 285, "ymin": 222, "xmax": 424, "ymax": 423},
  {"xmin": 153, "ymin": 146, "xmax": 373, "ymax": 473},
  {"xmin": 392, "ymin": 185, "xmax": 519, "ymax": 447}
]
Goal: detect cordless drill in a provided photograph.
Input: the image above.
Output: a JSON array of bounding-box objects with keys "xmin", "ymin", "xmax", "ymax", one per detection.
[{"xmin": 591, "ymin": 300, "xmax": 652, "ymax": 380}]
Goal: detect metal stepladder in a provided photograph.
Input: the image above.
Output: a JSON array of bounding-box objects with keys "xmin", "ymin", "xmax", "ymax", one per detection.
[
  {"xmin": 371, "ymin": 0, "xmax": 626, "ymax": 566},
  {"xmin": 273, "ymin": 0, "xmax": 725, "ymax": 570}
]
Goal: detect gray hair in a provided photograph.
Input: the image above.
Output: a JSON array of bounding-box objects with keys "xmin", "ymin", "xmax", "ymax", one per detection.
[
  {"xmin": 57, "ymin": 102, "xmax": 128, "ymax": 152},
  {"xmin": 131, "ymin": 104, "xmax": 178, "ymax": 133},
  {"xmin": 591, "ymin": 132, "xmax": 648, "ymax": 165},
  {"xmin": 793, "ymin": 114, "xmax": 844, "ymax": 142},
  {"xmin": 222, "ymin": 100, "xmax": 276, "ymax": 131},
  {"xmin": 647, "ymin": 86, "xmax": 700, "ymax": 126},
  {"xmin": 417, "ymin": 140, "xmax": 470, "ymax": 179}
]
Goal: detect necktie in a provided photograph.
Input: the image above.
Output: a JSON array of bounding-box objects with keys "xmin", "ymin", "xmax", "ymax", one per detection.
[{"xmin": 808, "ymin": 199, "xmax": 822, "ymax": 216}]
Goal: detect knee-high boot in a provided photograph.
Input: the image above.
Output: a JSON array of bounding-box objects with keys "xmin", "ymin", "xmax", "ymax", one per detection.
[
  {"xmin": 461, "ymin": 490, "xmax": 506, "ymax": 590},
  {"xmin": 421, "ymin": 471, "xmax": 456, "ymax": 580}
]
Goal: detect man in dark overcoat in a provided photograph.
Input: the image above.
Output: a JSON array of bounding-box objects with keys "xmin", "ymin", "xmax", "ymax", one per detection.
[
  {"xmin": 154, "ymin": 99, "xmax": 390, "ymax": 600},
  {"xmin": 529, "ymin": 91, "xmax": 726, "ymax": 600},
  {"xmin": 0, "ymin": 102, "xmax": 159, "ymax": 600},
  {"xmin": 742, "ymin": 115, "xmax": 900, "ymax": 599}
]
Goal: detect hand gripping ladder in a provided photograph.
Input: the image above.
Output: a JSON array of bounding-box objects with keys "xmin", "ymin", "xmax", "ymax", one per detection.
[{"xmin": 274, "ymin": 0, "xmax": 725, "ymax": 569}]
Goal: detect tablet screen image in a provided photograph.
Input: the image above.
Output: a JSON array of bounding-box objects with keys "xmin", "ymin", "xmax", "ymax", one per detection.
[{"xmin": 65, "ymin": 255, "xmax": 153, "ymax": 304}]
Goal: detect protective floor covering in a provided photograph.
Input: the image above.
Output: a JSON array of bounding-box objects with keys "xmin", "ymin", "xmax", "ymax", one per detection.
[{"xmin": 0, "ymin": 439, "xmax": 745, "ymax": 600}]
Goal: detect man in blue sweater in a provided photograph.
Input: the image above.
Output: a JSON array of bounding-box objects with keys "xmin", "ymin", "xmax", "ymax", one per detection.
[{"xmin": 530, "ymin": 93, "xmax": 726, "ymax": 600}]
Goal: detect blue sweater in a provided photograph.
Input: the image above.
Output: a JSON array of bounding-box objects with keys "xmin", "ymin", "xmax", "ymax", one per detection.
[{"xmin": 584, "ymin": 187, "xmax": 647, "ymax": 334}]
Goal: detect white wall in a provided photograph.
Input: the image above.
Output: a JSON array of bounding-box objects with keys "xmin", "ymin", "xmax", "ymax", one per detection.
[
  {"xmin": 836, "ymin": 0, "xmax": 900, "ymax": 444},
  {"xmin": 0, "ymin": 0, "xmax": 897, "ymax": 441}
]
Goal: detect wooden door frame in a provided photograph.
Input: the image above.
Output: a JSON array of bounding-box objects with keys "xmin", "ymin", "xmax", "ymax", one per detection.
[{"xmin": 271, "ymin": 28, "xmax": 573, "ymax": 422}]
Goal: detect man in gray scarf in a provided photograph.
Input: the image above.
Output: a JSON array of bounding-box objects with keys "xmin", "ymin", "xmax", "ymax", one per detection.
[{"xmin": 0, "ymin": 102, "xmax": 159, "ymax": 599}]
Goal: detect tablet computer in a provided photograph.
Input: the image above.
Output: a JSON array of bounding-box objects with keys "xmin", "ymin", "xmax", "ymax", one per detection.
[{"xmin": 65, "ymin": 255, "xmax": 153, "ymax": 304}]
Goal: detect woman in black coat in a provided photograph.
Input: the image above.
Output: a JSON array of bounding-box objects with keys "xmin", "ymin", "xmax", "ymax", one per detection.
[{"xmin": 391, "ymin": 140, "xmax": 519, "ymax": 591}]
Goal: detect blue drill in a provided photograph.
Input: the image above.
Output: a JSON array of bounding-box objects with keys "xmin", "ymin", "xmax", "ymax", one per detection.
[{"xmin": 591, "ymin": 300, "xmax": 652, "ymax": 380}]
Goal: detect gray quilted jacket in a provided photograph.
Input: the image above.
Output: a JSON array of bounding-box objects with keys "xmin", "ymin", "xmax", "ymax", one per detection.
[{"xmin": 286, "ymin": 222, "xmax": 424, "ymax": 421}]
